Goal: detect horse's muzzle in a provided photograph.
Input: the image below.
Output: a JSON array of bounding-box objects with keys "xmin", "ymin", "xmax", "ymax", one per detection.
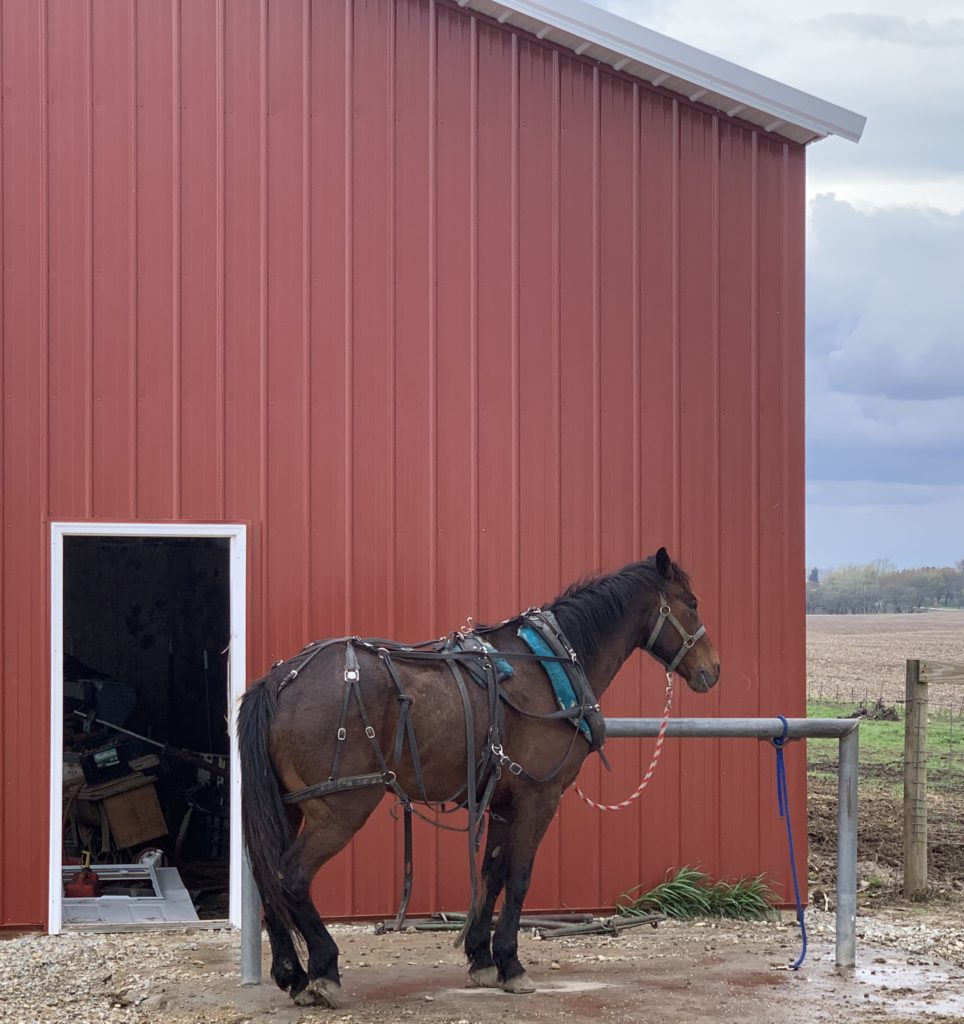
[{"xmin": 691, "ymin": 663, "xmax": 720, "ymax": 693}]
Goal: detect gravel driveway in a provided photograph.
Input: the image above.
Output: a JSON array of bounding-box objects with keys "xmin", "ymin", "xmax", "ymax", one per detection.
[{"xmin": 4, "ymin": 907, "xmax": 964, "ymax": 1024}]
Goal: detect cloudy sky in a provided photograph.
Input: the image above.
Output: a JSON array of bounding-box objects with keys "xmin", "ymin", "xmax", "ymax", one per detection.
[{"xmin": 601, "ymin": 0, "xmax": 964, "ymax": 570}]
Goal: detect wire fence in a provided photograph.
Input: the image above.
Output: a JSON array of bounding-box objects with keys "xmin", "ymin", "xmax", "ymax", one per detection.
[
  {"xmin": 807, "ymin": 685, "xmax": 964, "ymax": 852},
  {"xmin": 810, "ymin": 679, "xmax": 964, "ymax": 718}
]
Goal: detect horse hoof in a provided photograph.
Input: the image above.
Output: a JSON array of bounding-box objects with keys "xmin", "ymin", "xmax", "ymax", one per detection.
[
  {"xmin": 501, "ymin": 972, "xmax": 536, "ymax": 994},
  {"xmin": 293, "ymin": 977, "xmax": 344, "ymax": 1008},
  {"xmin": 468, "ymin": 966, "xmax": 500, "ymax": 988}
]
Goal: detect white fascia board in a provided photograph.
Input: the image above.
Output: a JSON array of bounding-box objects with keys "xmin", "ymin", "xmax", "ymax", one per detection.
[{"xmin": 466, "ymin": 0, "xmax": 866, "ymax": 144}]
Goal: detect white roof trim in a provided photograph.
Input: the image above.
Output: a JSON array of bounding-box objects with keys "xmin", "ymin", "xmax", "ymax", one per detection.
[{"xmin": 460, "ymin": 0, "xmax": 866, "ymax": 145}]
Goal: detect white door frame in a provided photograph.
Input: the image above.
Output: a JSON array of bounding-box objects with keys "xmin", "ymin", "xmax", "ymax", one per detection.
[{"xmin": 49, "ymin": 522, "xmax": 247, "ymax": 934}]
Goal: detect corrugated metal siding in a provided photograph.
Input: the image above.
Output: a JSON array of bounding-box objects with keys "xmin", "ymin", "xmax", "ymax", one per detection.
[{"xmin": 0, "ymin": 0, "xmax": 806, "ymax": 927}]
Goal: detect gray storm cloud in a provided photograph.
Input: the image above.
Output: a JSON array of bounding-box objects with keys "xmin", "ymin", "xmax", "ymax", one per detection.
[
  {"xmin": 806, "ymin": 196, "xmax": 964, "ymax": 493},
  {"xmin": 809, "ymin": 196, "xmax": 964, "ymax": 401}
]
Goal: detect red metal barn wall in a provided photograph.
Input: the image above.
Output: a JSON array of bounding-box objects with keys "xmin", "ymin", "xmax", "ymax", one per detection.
[{"xmin": 0, "ymin": 0, "xmax": 805, "ymax": 928}]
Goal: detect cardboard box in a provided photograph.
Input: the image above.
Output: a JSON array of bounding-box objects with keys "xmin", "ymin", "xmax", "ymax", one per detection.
[{"xmin": 102, "ymin": 781, "xmax": 168, "ymax": 849}]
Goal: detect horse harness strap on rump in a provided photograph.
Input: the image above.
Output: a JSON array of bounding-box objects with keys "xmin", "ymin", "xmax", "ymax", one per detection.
[
  {"xmin": 275, "ymin": 632, "xmax": 509, "ymax": 930},
  {"xmin": 280, "ymin": 639, "xmax": 410, "ymax": 809}
]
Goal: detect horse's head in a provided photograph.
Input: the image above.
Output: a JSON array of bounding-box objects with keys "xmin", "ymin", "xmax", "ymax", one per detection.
[{"xmin": 639, "ymin": 547, "xmax": 720, "ymax": 693}]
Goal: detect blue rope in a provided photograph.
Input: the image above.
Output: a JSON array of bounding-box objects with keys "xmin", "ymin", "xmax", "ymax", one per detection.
[{"xmin": 770, "ymin": 715, "xmax": 807, "ymax": 970}]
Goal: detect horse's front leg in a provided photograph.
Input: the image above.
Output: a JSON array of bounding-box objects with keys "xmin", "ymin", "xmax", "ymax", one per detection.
[
  {"xmin": 464, "ymin": 814, "xmax": 510, "ymax": 987},
  {"xmin": 491, "ymin": 791, "xmax": 558, "ymax": 993}
]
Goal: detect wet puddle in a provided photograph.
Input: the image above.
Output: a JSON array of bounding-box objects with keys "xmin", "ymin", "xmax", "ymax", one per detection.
[
  {"xmin": 454, "ymin": 979, "xmax": 611, "ymax": 997},
  {"xmin": 852, "ymin": 960, "xmax": 964, "ymax": 1017}
]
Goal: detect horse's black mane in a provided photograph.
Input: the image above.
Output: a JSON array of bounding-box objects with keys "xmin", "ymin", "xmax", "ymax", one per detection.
[{"xmin": 548, "ymin": 557, "xmax": 691, "ymax": 668}]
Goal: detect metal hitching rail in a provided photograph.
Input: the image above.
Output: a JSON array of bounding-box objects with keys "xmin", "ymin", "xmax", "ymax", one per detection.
[{"xmin": 240, "ymin": 716, "xmax": 860, "ymax": 983}]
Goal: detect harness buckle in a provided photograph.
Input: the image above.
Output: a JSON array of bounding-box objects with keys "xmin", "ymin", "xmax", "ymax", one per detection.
[
  {"xmin": 345, "ymin": 668, "xmax": 360, "ymax": 682},
  {"xmin": 337, "ymin": 727, "xmax": 347, "ymax": 741},
  {"xmin": 365, "ymin": 725, "xmax": 376, "ymax": 740},
  {"xmin": 491, "ymin": 743, "xmax": 524, "ymax": 776}
]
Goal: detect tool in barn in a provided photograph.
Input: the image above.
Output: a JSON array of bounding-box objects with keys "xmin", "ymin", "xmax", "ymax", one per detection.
[{"xmin": 71, "ymin": 711, "xmax": 228, "ymax": 780}]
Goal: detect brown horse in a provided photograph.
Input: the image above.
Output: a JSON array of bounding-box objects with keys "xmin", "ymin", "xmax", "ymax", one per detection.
[{"xmin": 238, "ymin": 547, "xmax": 719, "ymax": 1007}]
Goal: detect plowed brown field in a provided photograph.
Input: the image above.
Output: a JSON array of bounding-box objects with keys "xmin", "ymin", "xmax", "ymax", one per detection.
[{"xmin": 807, "ymin": 610, "xmax": 964, "ymax": 713}]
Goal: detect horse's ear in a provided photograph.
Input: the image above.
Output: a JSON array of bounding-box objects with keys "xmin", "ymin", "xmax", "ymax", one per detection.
[{"xmin": 655, "ymin": 547, "xmax": 673, "ymax": 581}]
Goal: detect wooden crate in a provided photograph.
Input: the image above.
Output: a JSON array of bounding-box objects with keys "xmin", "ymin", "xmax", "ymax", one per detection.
[{"xmin": 101, "ymin": 781, "xmax": 168, "ymax": 849}]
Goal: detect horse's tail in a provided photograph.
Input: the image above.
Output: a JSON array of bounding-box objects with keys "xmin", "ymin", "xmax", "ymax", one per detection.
[{"xmin": 237, "ymin": 676, "xmax": 297, "ymax": 934}]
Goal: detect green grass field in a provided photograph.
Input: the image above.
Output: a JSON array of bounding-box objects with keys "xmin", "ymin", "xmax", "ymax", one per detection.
[{"xmin": 807, "ymin": 699, "xmax": 964, "ymax": 793}]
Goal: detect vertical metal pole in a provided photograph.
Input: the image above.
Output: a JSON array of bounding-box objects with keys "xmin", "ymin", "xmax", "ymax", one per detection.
[
  {"xmin": 241, "ymin": 847, "xmax": 262, "ymax": 985},
  {"xmin": 835, "ymin": 727, "xmax": 859, "ymax": 968},
  {"xmin": 903, "ymin": 659, "xmax": 928, "ymax": 899}
]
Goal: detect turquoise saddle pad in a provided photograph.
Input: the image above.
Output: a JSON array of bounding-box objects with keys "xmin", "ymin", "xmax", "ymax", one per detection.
[{"xmin": 518, "ymin": 624, "xmax": 591, "ymax": 741}]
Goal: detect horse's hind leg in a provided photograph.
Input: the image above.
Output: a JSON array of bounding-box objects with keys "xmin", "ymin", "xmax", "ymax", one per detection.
[
  {"xmin": 491, "ymin": 792, "xmax": 558, "ymax": 993},
  {"xmin": 263, "ymin": 806, "xmax": 309, "ymax": 999},
  {"xmin": 265, "ymin": 905, "xmax": 308, "ymax": 998},
  {"xmin": 464, "ymin": 814, "xmax": 509, "ymax": 987},
  {"xmin": 280, "ymin": 790, "xmax": 383, "ymax": 1007}
]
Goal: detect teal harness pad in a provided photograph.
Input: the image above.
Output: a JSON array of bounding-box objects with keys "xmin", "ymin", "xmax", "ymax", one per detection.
[{"xmin": 518, "ymin": 623, "xmax": 593, "ymax": 741}]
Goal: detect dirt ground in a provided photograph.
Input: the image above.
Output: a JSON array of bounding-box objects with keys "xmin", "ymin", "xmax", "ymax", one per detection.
[{"xmin": 4, "ymin": 911, "xmax": 964, "ymax": 1024}]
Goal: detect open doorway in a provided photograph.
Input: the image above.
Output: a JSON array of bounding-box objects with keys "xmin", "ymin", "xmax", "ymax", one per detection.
[{"xmin": 49, "ymin": 524, "xmax": 246, "ymax": 932}]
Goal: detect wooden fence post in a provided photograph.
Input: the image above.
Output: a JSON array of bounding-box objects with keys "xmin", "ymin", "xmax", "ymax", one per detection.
[{"xmin": 903, "ymin": 659, "xmax": 928, "ymax": 899}]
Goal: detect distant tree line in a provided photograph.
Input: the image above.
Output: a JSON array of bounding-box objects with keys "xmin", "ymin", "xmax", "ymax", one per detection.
[{"xmin": 806, "ymin": 560, "xmax": 964, "ymax": 614}]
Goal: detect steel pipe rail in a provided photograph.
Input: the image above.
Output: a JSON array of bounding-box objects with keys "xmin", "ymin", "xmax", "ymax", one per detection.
[
  {"xmin": 606, "ymin": 716, "xmax": 859, "ymax": 739},
  {"xmin": 239, "ymin": 716, "xmax": 860, "ymax": 981},
  {"xmin": 603, "ymin": 716, "xmax": 859, "ymax": 968}
]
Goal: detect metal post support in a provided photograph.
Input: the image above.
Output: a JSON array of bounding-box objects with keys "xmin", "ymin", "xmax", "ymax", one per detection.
[
  {"xmin": 241, "ymin": 847, "xmax": 262, "ymax": 985},
  {"xmin": 836, "ymin": 727, "xmax": 858, "ymax": 968},
  {"xmin": 605, "ymin": 716, "xmax": 860, "ymax": 965},
  {"xmin": 903, "ymin": 659, "xmax": 928, "ymax": 899}
]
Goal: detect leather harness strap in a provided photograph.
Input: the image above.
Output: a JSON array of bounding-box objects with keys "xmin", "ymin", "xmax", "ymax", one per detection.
[{"xmin": 282, "ymin": 772, "xmax": 387, "ymax": 803}]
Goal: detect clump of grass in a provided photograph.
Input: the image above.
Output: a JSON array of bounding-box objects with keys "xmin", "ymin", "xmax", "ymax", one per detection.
[{"xmin": 617, "ymin": 866, "xmax": 775, "ymax": 921}]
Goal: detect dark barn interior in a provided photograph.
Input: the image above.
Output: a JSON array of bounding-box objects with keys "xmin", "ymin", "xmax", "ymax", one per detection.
[{"xmin": 61, "ymin": 536, "xmax": 232, "ymax": 920}]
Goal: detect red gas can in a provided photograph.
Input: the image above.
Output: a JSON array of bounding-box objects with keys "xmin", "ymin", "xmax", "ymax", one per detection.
[{"xmin": 65, "ymin": 858, "xmax": 102, "ymax": 899}]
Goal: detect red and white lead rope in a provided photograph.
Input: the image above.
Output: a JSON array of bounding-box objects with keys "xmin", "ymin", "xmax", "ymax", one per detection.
[{"xmin": 573, "ymin": 671, "xmax": 675, "ymax": 812}]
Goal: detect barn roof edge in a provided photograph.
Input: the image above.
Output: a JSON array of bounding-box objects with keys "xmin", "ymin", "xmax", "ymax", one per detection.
[{"xmin": 458, "ymin": 0, "xmax": 867, "ymax": 146}]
